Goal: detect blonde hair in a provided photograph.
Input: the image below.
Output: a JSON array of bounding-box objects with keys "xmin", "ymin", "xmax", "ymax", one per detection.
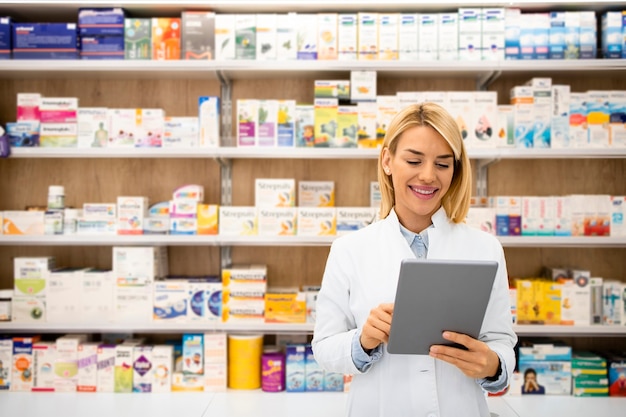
[{"xmin": 377, "ymin": 102, "xmax": 472, "ymax": 223}]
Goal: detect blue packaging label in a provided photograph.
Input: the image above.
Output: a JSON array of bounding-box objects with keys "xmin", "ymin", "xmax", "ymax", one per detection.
[
  {"xmin": 13, "ymin": 23, "xmax": 78, "ymax": 59},
  {"xmin": 78, "ymin": 8, "xmax": 125, "ymax": 36}
]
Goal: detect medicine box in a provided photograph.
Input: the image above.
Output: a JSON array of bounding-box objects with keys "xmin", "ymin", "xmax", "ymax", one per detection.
[
  {"xmin": 12, "ymin": 336, "xmax": 40, "ymax": 391},
  {"xmin": 117, "ymin": 196, "xmax": 148, "ymax": 234},
  {"xmin": 199, "ymin": 96, "xmax": 220, "ymax": 147},
  {"xmin": 298, "ymin": 181, "xmax": 335, "ymax": 207},
  {"xmin": 78, "ymin": 8, "xmax": 125, "ymax": 36},
  {"xmin": 255, "ymin": 178, "xmax": 295, "ymax": 207},
  {"xmin": 54, "ymin": 334, "xmax": 89, "ymax": 392},
  {"xmin": 317, "ymin": 13, "xmax": 338, "ymax": 60},
  {"xmin": 214, "ymin": 14, "xmax": 235, "ymax": 60},
  {"xmin": 257, "ymin": 99, "xmax": 278, "ymax": 147},
  {"xmin": 264, "ymin": 290, "xmax": 306, "ymax": 323},
  {"xmin": 237, "ymin": 99, "xmax": 258, "ymax": 147},
  {"xmin": 3, "ymin": 211, "xmax": 44, "ymax": 235},
  {"xmin": 32, "ymin": 342, "xmax": 56, "ymax": 392},
  {"xmin": 218, "ymin": 206, "xmax": 257, "ymax": 236},
  {"xmin": 357, "ymin": 13, "xmax": 378, "ymax": 61},
  {"xmin": 305, "ymin": 345, "xmax": 324, "ymax": 391},
  {"xmin": 314, "ymin": 98, "xmax": 338, "ymax": 147},
  {"xmin": 39, "ymin": 123, "xmax": 78, "ymax": 147},
  {"xmin": 182, "ymin": 334, "xmax": 204, "ymax": 375},
  {"xmin": 81, "ymin": 269, "xmax": 114, "ymax": 323},
  {"xmin": 295, "ymin": 105, "xmax": 315, "ymax": 147},
  {"xmin": 78, "ymin": 108, "xmax": 109, "ymax": 148},
  {"xmin": 152, "ymin": 18, "xmax": 181, "ymax": 60},
  {"xmin": 297, "ymin": 207, "xmax": 336, "ymax": 236},
  {"xmin": 124, "ymin": 18, "xmax": 151, "ymax": 60},
  {"xmin": 151, "ymin": 345, "xmax": 174, "ymax": 393},
  {"xmin": 256, "ymin": 13, "xmax": 277, "ymax": 61},
  {"xmin": 197, "ymin": 204, "xmax": 219, "ymax": 235},
  {"xmin": 0, "ymin": 17, "xmax": 11, "ymax": 59},
  {"xmin": 187, "ymin": 277, "xmax": 222, "ymax": 321},
  {"xmin": 77, "ymin": 343, "xmax": 99, "ymax": 392},
  {"xmin": 295, "ymin": 14, "xmax": 317, "ymax": 60},
  {"xmin": 258, "ymin": 207, "xmax": 297, "ymax": 236},
  {"xmin": 163, "ymin": 116, "xmax": 198, "ymax": 147},
  {"xmin": 182, "ymin": 11, "xmax": 215, "ymax": 60},
  {"xmin": 6, "ymin": 122, "xmax": 39, "ymax": 147},
  {"xmin": 235, "ymin": 14, "xmax": 257, "ymax": 60},
  {"xmin": 277, "ymin": 99, "xmax": 296, "ymax": 147},
  {"xmin": 47, "ymin": 268, "xmax": 83, "ymax": 323},
  {"xmin": 132, "ymin": 346, "xmax": 153, "ymax": 392},
  {"xmin": 80, "ymin": 35, "xmax": 125, "ymax": 60},
  {"xmin": 518, "ymin": 360, "xmax": 572, "ymax": 395},
  {"xmin": 153, "ymin": 279, "xmax": 188, "ymax": 322},
  {"xmin": 337, "ymin": 14, "xmax": 358, "ymax": 61},
  {"xmin": 12, "ymin": 23, "xmax": 78, "ymax": 59},
  {"xmin": 285, "ymin": 344, "xmax": 306, "ymax": 392},
  {"xmin": 0, "ymin": 338, "xmax": 11, "ymax": 390},
  {"xmin": 378, "ymin": 13, "xmax": 399, "ymax": 61},
  {"xmin": 114, "ymin": 343, "xmax": 135, "ymax": 393},
  {"xmin": 96, "ymin": 344, "xmax": 116, "ymax": 392}
]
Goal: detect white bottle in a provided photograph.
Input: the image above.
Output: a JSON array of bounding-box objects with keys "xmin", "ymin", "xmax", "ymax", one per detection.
[{"xmin": 47, "ymin": 185, "xmax": 65, "ymax": 210}]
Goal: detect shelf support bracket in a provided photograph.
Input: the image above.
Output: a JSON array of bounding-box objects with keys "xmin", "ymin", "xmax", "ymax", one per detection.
[
  {"xmin": 476, "ymin": 70, "xmax": 502, "ymax": 91},
  {"xmin": 217, "ymin": 69, "xmax": 233, "ymax": 148},
  {"xmin": 474, "ymin": 158, "xmax": 499, "ymax": 198},
  {"xmin": 217, "ymin": 69, "xmax": 234, "ymax": 270}
]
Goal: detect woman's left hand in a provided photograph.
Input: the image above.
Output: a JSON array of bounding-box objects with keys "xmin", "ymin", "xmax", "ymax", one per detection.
[{"xmin": 428, "ymin": 331, "xmax": 500, "ymax": 379}]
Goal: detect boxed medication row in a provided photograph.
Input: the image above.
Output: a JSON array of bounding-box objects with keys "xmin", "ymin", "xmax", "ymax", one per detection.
[
  {"xmin": 1, "ymin": 333, "xmax": 228, "ymax": 393},
  {"xmin": 8, "ymin": 93, "xmax": 219, "ymax": 148},
  {"xmin": 465, "ymin": 194, "xmax": 625, "ymax": 237}
]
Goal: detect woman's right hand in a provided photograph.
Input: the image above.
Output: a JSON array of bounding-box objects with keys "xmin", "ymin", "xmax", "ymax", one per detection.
[{"xmin": 360, "ymin": 303, "xmax": 394, "ymax": 352}]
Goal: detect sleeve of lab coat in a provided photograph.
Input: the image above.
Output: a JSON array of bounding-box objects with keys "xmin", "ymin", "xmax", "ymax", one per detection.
[
  {"xmin": 311, "ymin": 240, "xmax": 364, "ymax": 375},
  {"xmin": 478, "ymin": 243, "xmax": 518, "ymax": 392}
]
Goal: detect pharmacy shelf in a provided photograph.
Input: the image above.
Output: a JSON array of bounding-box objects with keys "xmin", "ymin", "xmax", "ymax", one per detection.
[
  {"xmin": 1, "ymin": 391, "xmax": 625, "ymax": 417},
  {"xmin": 0, "ymin": 60, "xmax": 222, "ymax": 80},
  {"xmin": 4, "ymin": 322, "xmax": 625, "ymax": 337},
  {"xmin": 0, "ymin": 321, "xmax": 315, "ymax": 334},
  {"xmin": 497, "ymin": 236, "xmax": 626, "ymax": 248},
  {"xmin": 8, "ymin": 147, "xmax": 626, "ymax": 160},
  {"xmin": 0, "ymin": 1, "xmax": 621, "ymax": 19},
  {"xmin": 513, "ymin": 324, "xmax": 626, "ymax": 337},
  {"xmin": 0, "ymin": 391, "xmax": 516, "ymax": 417},
  {"xmin": 2, "ymin": 59, "xmax": 626, "ymax": 81},
  {"xmin": 0, "ymin": 234, "xmax": 223, "ymax": 246},
  {"xmin": 1, "ymin": 235, "xmax": 625, "ymax": 248},
  {"xmin": 7, "ymin": 147, "xmax": 223, "ymax": 159}
]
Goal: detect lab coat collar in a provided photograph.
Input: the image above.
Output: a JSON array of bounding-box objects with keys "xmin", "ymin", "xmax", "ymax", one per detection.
[{"xmin": 386, "ymin": 206, "xmax": 452, "ymax": 234}]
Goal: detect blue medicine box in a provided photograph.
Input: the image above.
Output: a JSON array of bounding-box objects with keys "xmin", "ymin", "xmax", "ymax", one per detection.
[
  {"xmin": 80, "ymin": 35, "xmax": 125, "ymax": 59},
  {"xmin": 12, "ymin": 23, "xmax": 78, "ymax": 59},
  {"xmin": 0, "ymin": 17, "xmax": 11, "ymax": 59},
  {"xmin": 78, "ymin": 8, "xmax": 126, "ymax": 36}
]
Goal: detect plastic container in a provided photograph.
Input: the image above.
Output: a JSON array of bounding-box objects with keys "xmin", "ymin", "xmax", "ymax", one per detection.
[
  {"xmin": 47, "ymin": 185, "xmax": 65, "ymax": 210},
  {"xmin": 0, "ymin": 289, "xmax": 12, "ymax": 321},
  {"xmin": 63, "ymin": 208, "xmax": 80, "ymax": 234}
]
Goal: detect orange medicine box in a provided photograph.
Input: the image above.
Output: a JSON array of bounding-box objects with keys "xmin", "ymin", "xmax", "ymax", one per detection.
[
  {"xmin": 152, "ymin": 18, "xmax": 181, "ymax": 60},
  {"xmin": 264, "ymin": 290, "xmax": 306, "ymax": 323}
]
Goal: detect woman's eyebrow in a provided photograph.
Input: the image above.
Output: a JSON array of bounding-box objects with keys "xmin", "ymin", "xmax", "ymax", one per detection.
[{"xmin": 402, "ymin": 149, "xmax": 454, "ymax": 159}]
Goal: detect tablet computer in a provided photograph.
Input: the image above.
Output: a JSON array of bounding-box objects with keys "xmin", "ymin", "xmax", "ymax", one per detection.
[{"xmin": 387, "ymin": 258, "xmax": 498, "ymax": 355}]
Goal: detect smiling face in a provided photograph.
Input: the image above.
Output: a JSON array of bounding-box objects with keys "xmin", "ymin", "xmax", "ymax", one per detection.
[{"xmin": 381, "ymin": 125, "xmax": 455, "ymax": 233}]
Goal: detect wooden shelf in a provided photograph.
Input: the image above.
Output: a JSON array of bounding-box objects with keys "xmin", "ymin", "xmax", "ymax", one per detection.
[
  {"xmin": 8, "ymin": 147, "xmax": 626, "ymax": 160},
  {"xmin": 1, "ymin": 235, "xmax": 625, "ymax": 248}
]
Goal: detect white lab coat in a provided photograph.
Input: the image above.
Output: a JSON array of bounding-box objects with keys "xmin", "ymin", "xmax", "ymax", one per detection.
[{"xmin": 312, "ymin": 207, "xmax": 517, "ymax": 417}]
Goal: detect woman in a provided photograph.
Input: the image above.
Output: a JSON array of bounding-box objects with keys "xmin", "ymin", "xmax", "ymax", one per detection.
[{"xmin": 312, "ymin": 103, "xmax": 517, "ymax": 417}]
